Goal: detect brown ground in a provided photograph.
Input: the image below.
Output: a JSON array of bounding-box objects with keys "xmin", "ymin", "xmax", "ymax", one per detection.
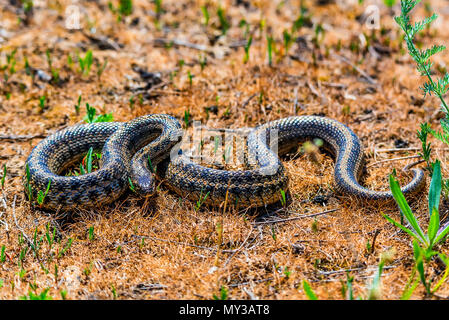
[{"xmin": 0, "ymin": 0, "xmax": 448, "ymax": 300}]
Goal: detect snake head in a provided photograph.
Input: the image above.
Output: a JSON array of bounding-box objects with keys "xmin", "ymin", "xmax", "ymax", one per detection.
[{"xmin": 132, "ymin": 174, "xmax": 156, "ymax": 196}]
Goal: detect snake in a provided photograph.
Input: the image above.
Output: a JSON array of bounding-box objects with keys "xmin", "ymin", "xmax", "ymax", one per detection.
[{"xmin": 24, "ymin": 114, "xmax": 426, "ymax": 211}]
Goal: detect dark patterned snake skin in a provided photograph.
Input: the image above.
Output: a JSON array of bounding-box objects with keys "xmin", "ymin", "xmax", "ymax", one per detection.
[{"xmin": 24, "ymin": 115, "xmax": 426, "ymax": 210}]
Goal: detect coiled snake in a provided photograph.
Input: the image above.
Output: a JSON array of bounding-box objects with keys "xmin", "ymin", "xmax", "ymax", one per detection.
[{"xmin": 24, "ymin": 114, "xmax": 425, "ymax": 210}]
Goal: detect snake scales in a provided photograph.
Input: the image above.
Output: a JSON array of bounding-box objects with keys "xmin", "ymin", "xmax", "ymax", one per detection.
[{"xmin": 24, "ymin": 114, "xmax": 426, "ymax": 211}]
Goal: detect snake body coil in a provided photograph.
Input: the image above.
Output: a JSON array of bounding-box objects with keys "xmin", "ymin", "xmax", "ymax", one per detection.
[
  {"xmin": 25, "ymin": 115, "xmax": 425, "ymax": 210},
  {"xmin": 25, "ymin": 114, "xmax": 182, "ymax": 210}
]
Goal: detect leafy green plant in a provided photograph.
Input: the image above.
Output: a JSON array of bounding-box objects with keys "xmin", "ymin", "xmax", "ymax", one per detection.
[
  {"xmin": 417, "ymin": 122, "xmax": 432, "ymax": 171},
  {"xmin": 279, "ymin": 189, "xmax": 287, "ymax": 207},
  {"xmin": 195, "ymin": 188, "xmax": 210, "ymax": 211},
  {"xmin": 129, "ymin": 95, "xmax": 135, "ymax": 110},
  {"xmin": 119, "ymin": 0, "xmax": 133, "ymax": 16},
  {"xmin": 197, "ymin": 54, "xmax": 207, "ymax": 71},
  {"xmin": 302, "ymin": 280, "xmax": 318, "ymax": 300},
  {"xmin": 312, "ymin": 24, "xmax": 325, "ymax": 47},
  {"xmin": 243, "ymin": 36, "xmax": 252, "ymax": 64},
  {"xmin": 200, "ymin": 5, "xmax": 209, "ymax": 26},
  {"xmin": 88, "ymin": 226, "xmax": 95, "ymax": 241},
  {"xmin": 184, "ymin": 108, "xmax": 191, "ymax": 127},
  {"xmin": 45, "ymin": 223, "xmax": 56, "ymax": 252},
  {"xmin": 385, "ymin": 161, "xmax": 449, "ymax": 251},
  {"xmin": 96, "ymin": 59, "xmax": 108, "ymax": 79},
  {"xmin": 1, "ymin": 164, "xmax": 6, "ymax": 188},
  {"xmin": 1, "ymin": 49, "xmax": 17, "ymax": 82},
  {"xmin": 282, "ymin": 266, "xmax": 292, "ymax": 279},
  {"xmin": 78, "ymin": 147, "xmax": 98, "ymax": 175},
  {"xmin": 111, "ymin": 284, "xmax": 117, "ymax": 299},
  {"xmin": 386, "ymin": 161, "xmax": 449, "ymax": 296},
  {"xmin": 78, "ymin": 50, "xmax": 93, "ymax": 76},
  {"xmin": 24, "ymin": 163, "xmax": 33, "ymax": 201},
  {"xmin": 84, "ymin": 103, "xmax": 114, "ymax": 123},
  {"xmin": 20, "ymin": 287, "xmax": 53, "ymax": 300},
  {"xmin": 239, "ymin": 19, "xmax": 250, "ymax": 38},
  {"xmin": 153, "ymin": 0, "xmax": 163, "ymax": 27},
  {"xmin": 23, "ymin": 56, "xmax": 33, "ymax": 77},
  {"xmin": 57, "ymin": 238, "xmax": 73, "ymax": 259},
  {"xmin": 74, "ymin": 95, "xmax": 82, "ymax": 115},
  {"xmin": 292, "ymin": 5, "xmax": 310, "ymax": 32},
  {"xmin": 217, "ymin": 6, "xmax": 230, "ymax": 35},
  {"xmin": 38, "ymin": 95, "xmax": 46, "ymax": 112},
  {"xmin": 109, "ymin": 0, "xmax": 133, "ymax": 21},
  {"xmin": 36, "ymin": 179, "xmax": 51, "ymax": 207},
  {"xmin": 283, "ymin": 29, "xmax": 293, "ymax": 54},
  {"xmin": 384, "ymin": 0, "xmax": 397, "ymax": 7},
  {"xmin": 187, "ymin": 70, "xmax": 194, "ymax": 86},
  {"xmin": 396, "ymin": 1, "xmax": 449, "ymax": 179},
  {"xmin": 213, "ymin": 285, "xmax": 228, "ymax": 300},
  {"xmin": 46, "ymin": 49, "xmax": 60, "ymax": 84},
  {"xmin": 266, "ymin": 35, "xmax": 274, "ymax": 66},
  {"xmin": 21, "ymin": 0, "xmax": 33, "ymax": 15},
  {"xmin": 128, "ymin": 177, "xmax": 136, "ymax": 193},
  {"xmin": 0, "ymin": 245, "xmax": 6, "ymax": 263}
]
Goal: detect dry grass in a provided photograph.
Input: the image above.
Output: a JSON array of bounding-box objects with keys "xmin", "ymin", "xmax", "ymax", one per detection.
[{"xmin": 0, "ymin": 0, "xmax": 449, "ymax": 300}]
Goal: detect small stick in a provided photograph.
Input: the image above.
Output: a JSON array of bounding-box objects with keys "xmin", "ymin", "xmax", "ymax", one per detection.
[
  {"xmin": 0, "ymin": 134, "xmax": 46, "ymax": 141},
  {"xmin": 375, "ymin": 147, "xmax": 421, "ymax": 153},
  {"xmin": 332, "ymin": 53, "xmax": 378, "ymax": 86},
  {"xmin": 153, "ymin": 38, "xmax": 211, "ymax": 53},
  {"xmin": 321, "ymin": 82, "xmax": 348, "ymax": 89},
  {"xmin": 221, "ymin": 228, "xmax": 255, "ymax": 269},
  {"xmin": 241, "ymin": 93, "xmax": 258, "ymax": 109},
  {"xmin": 292, "ymin": 85, "xmax": 300, "ymax": 115},
  {"xmin": 134, "ymin": 234, "xmax": 238, "ymax": 253},
  {"xmin": 252, "ymin": 208, "xmax": 338, "ymax": 226},
  {"xmin": 227, "ymin": 277, "xmax": 274, "ymax": 288},
  {"xmin": 316, "ymin": 264, "xmax": 397, "ymax": 276},
  {"xmin": 366, "ymin": 155, "xmax": 421, "ymax": 168},
  {"xmin": 369, "ymin": 229, "xmax": 381, "ymax": 254}
]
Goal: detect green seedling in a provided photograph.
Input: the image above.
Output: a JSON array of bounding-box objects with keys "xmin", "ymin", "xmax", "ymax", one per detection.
[
  {"xmin": 387, "ymin": 160, "xmax": 449, "ymax": 296},
  {"xmin": 78, "ymin": 50, "xmax": 93, "ymax": 76},
  {"xmin": 36, "ymin": 179, "xmax": 51, "ymax": 207},
  {"xmin": 184, "ymin": 108, "xmax": 191, "ymax": 127},
  {"xmin": 20, "ymin": 287, "xmax": 53, "ymax": 300},
  {"xmin": 74, "ymin": 95, "xmax": 82, "ymax": 115},
  {"xmin": 38, "ymin": 95, "xmax": 46, "ymax": 111},
  {"xmin": 1, "ymin": 164, "xmax": 6, "ymax": 188},
  {"xmin": 84, "ymin": 103, "xmax": 114, "ymax": 123},
  {"xmin": 195, "ymin": 188, "xmax": 210, "ymax": 211},
  {"xmin": 201, "ymin": 5, "xmax": 209, "ymax": 26},
  {"xmin": 396, "ymin": 1, "xmax": 449, "ymax": 188},
  {"xmin": 88, "ymin": 226, "xmax": 95, "ymax": 241},
  {"xmin": 385, "ymin": 161, "xmax": 449, "ymax": 251},
  {"xmin": 267, "ymin": 35, "xmax": 274, "ymax": 66},
  {"xmin": 217, "ymin": 7, "xmax": 230, "ymax": 35},
  {"xmin": 25, "ymin": 163, "xmax": 33, "ymax": 201},
  {"xmin": 0, "ymin": 245, "xmax": 6, "ymax": 263},
  {"xmin": 213, "ymin": 285, "xmax": 228, "ymax": 300},
  {"xmin": 187, "ymin": 70, "xmax": 194, "ymax": 86},
  {"xmin": 96, "ymin": 59, "xmax": 108, "ymax": 78},
  {"xmin": 279, "ymin": 189, "xmax": 286, "ymax": 206},
  {"xmin": 283, "ymin": 29, "xmax": 293, "ymax": 54},
  {"xmin": 57, "ymin": 238, "xmax": 73, "ymax": 259},
  {"xmin": 243, "ymin": 36, "xmax": 252, "ymax": 64}
]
